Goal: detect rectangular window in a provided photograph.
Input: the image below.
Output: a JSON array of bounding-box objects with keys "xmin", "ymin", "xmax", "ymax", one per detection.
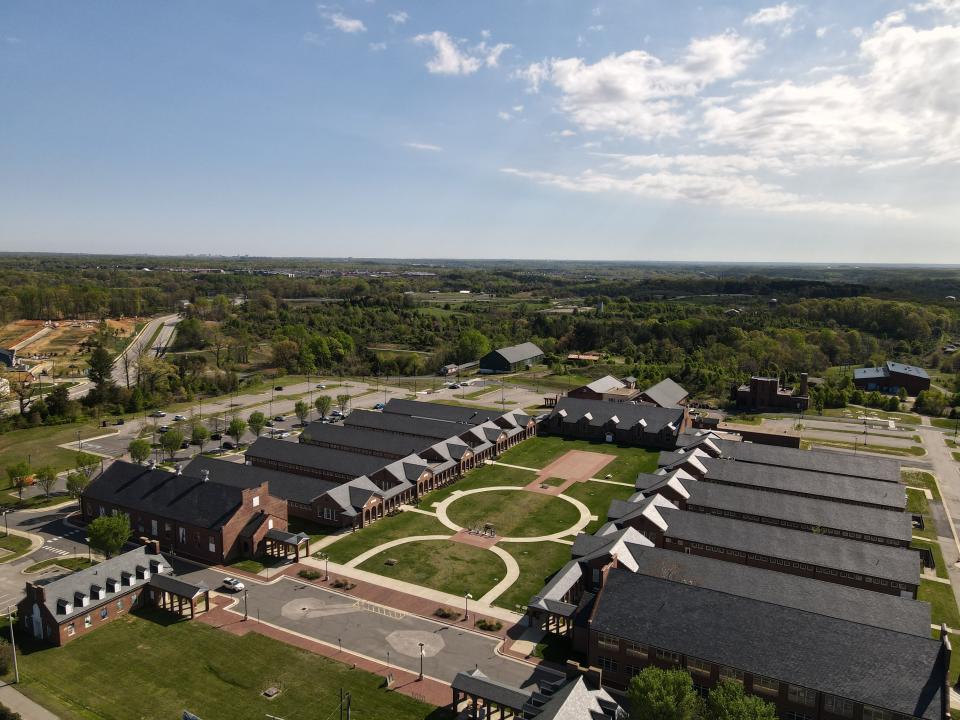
[
  {"xmin": 178, "ymin": 527, "xmax": 186, "ymax": 543},
  {"xmin": 84, "ymin": 615, "xmax": 92, "ymax": 628},
  {"xmin": 252, "ymin": 495, "xmax": 260, "ymax": 507},
  {"xmin": 719, "ymin": 666, "xmax": 744, "ymax": 683},
  {"xmin": 100, "ymin": 607, "xmax": 108, "ymax": 620},
  {"xmin": 116, "ymin": 599, "xmax": 123, "ymax": 611},
  {"xmin": 655, "ymin": 649, "xmax": 680, "ymax": 664},
  {"xmin": 66, "ymin": 623, "xmax": 75, "ymax": 636},
  {"xmin": 788, "ymin": 685, "xmax": 817, "ymax": 707},
  {"xmin": 598, "ymin": 656, "xmax": 618, "ymax": 672},
  {"xmin": 686, "ymin": 657, "xmax": 712, "ymax": 676},
  {"xmin": 785, "ymin": 712, "xmax": 813, "ymax": 720},
  {"xmin": 752, "ymin": 675, "xmax": 779, "ymax": 695},
  {"xmin": 823, "ymin": 695, "xmax": 855, "ymax": 718},
  {"xmin": 151, "ymin": 519, "xmax": 158, "ymax": 536},
  {"xmin": 625, "ymin": 641, "xmax": 648, "ymax": 658},
  {"xmin": 862, "ymin": 708, "xmax": 893, "ymax": 720},
  {"xmin": 597, "ymin": 633, "xmax": 619, "ymax": 650},
  {"xmin": 626, "ymin": 665, "xmax": 644, "ymax": 677},
  {"xmin": 208, "ymin": 536, "xmax": 216, "ymax": 553}
]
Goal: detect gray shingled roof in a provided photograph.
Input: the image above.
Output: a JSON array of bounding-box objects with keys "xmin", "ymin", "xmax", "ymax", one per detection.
[
  {"xmin": 535, "ymin": 676, "xmax": 622, "ymax": 720},
  {"xmin": 345, "ymin": 409, "xmax": 470, "ymax": 440},
  {"xmin": 487, "ymin": 342, "xmax": 543, "ymax": 365},
  {"xmin": 713, "ymin": 437, "xmax": 901, "ymax": 482},
  {"xmin": 684, "ymin": 482, "xmax": 913, "ymax": 543},
  {"xmin": 854, "ymin": 362, "xmax": 930, "ymax": 381},
  {"xmin": 300, "ymin": 422, "xmax": 434, "ymax": 458},
  {"xmin": 626, "ymin": 545, "xmax": 930, "ymax": 636},
  {"xmin": 451, "ymin": 668, "xmax": 532, "ymax": 709},
  {"xmin": 245, "ymin": 437, "xmax": 387, "ymax": 477},
  {"xmin": 583, "ymin": 375, "xmax": 626, "ymax": 394},
  {"xmin": 698, "ymin": 456, "xmax": 906, "ymax": 509},
  {"xmin": 84, "ymin": 461, "xmax": 245, "ymax": 529},
  {"xmin": 185, "ymin": 456, "xmax": 337, "ymax": 505},
  {"xmin": 661, "ymin": 508, "xmax": 919, "ymax": 585},
  {"xmin": 641, "ymin": 378, "xmax": 689, "ymax": 408},
  {"xmin": 551, "ymin": 397, "xmax": 684, "ymax": 434},
  {"xmin": 382, "ymin": 398, "xmax": 503, "ymax": 426},
  {"xmin": 593, "ymin": 570, "xmax": 944, "ymax": 720}
]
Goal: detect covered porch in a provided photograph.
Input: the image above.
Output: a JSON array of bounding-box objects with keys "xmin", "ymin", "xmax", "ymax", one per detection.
[
  {"xmin": 148, "ymin": 574, "xmax": 210, "ymax": 620},
  {"xmin": 263, "ymin": 529, "xmax": 311, "ymax": 562},
  {"xmin": 451, "ymin": 668, "xmax": 532, "ymax": 720}
]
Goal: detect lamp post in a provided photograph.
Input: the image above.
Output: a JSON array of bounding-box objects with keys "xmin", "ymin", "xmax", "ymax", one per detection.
[
  {"xmin": 318, "ymin": 551, "xmax": 329, "ymax": 581},
  {"xmin": 338, "ymin": 636, "xmax": 342, "ymax": 653},
  {"xmin": 243, "ymin": 589, "xmax": 248, "ymax": 620},
  {"xmin": 84, "ymin": 537, "xmax": 91, "ymax": 563},
  {"xmin": 463, "ymin": 592, "xmax": 472, "ymax": 622},
  {"xmin": 76, "ymin": 430, "xmax": 81, "ymax": 452},
  {"xmin": 2, "ymin": 510, "xmax": 8, "ymax": 538},
  {"xmin": 418, "ymin": 641, "xmax": 425, "ymax": 680}
]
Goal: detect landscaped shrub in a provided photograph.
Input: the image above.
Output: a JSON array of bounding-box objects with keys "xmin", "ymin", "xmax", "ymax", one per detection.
[
  {"xmin": 331, "ymin": 578, "xmax": 356, "ymax": 590},
  {"xmin": 475, "ymin": 618, "xmax": 502, "ymax": 632},
  {"xmin": 434, "ymin": 606, "xmax": 461, "ymax": 620},
  {"xmin": 298, "ymin": 569, "xmax": 321, "ymax": 581}
]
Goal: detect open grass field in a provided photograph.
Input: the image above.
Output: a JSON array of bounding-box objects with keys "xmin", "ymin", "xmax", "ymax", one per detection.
[
  {"xmin": 324, "ymin": 511, "xmax": 451, "ymax": 564},
  {"xmin": 445, "ymin": 489, "xmax": 581, "ymax": 537},
  {"xmin": 913, "ymin": 538, "xmax": 948, "ymax": 579},
  {"xmin": 9, "ymin": 609, "xmax": 444, "ymax": 720},
  {"xmin": 0, "ymin": 422, "xmax": 115, "ymax": 477},
  {"xmin": 562, "ymin": 481, "xmax": 635, "ymax": 533},
  {"xmin": 907, "ymin": 488, "xmax": 937, "ymax": 542},
  {"xmin": 24, "ymin": 557, "xmax": 97, "ymax": 574},
  {"xmin": 497, "ymin": 436, "xmax": 659, "ymax": 482},
  {"xmin": 0, "ymin": 533, "xmax": 33, "ymax": 563},
  {"xmin": 495, "ymin": 541, "xmax": 574, "ymax": 612},
  {"xmin": 920, "ymin": 579, "xmax": 960, "ymax": 629},
  {"xmin": 806, "ymin": 439, "xmax": 925, "ymax": 457},
  {"xmin": 822, "ymin": 406, "xmax": 921, "ymax": 424},
  {"xmin": 421, "ymin": 464, "xmax": 535, "ymax": 506},
  {"xmin": 903, "ymin": 470, "xmax": 942, "ymax": 501},
  {"xmin": 358, "ymin": 539, "xmax": 505, "ymax": 598}
]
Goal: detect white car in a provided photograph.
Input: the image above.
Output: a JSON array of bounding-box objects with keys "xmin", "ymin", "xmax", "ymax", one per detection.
[
  {"xmin": 173, "ymin": 414, "xmax": 187, "ymax": 422},
  {"xmin": 222, "ymin": 577, "xmax": 245, "ymax": 593}
]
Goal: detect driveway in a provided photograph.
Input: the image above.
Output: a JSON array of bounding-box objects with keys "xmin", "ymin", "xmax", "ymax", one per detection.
[{"xmin": 913, "ymin": 421, "xmax": 960, "ymax": 601}]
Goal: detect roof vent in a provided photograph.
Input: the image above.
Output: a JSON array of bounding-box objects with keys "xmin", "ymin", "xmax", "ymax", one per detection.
[{"xmin": 201, "ymin": 469, "xmax": 210, "ymax": 483}]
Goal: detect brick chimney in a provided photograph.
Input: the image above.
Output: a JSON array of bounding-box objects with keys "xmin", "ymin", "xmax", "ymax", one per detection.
[
  {"xmin": 28, "ymin": 581, "xmax": 45, "ymax": 603},
  {"xmin": 800, "ymin": 372, "xmax": 809, "ymax": 396},
  {"xmin": 146, "ymin": 539, "xmax": 161, "ymax": 555}
]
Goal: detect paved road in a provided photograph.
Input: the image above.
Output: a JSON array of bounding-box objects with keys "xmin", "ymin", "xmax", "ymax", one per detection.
[
  {"xmin": 914, "ymin": 420, "xmax": 960, "ymax": 604},
  {"xmin": 175, "ymin": 567, "xmax": 557, "ymax": 691}
]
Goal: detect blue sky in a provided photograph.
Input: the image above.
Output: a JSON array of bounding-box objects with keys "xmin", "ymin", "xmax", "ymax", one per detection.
[{"xmin": 1, "ymin": 0, "xmax": 959, "ymax": 262}]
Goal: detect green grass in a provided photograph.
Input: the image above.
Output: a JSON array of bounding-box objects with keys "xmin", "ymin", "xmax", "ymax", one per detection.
[
  {"xmin": 0, "ymin": 491, "xmax": 72, "ymax": 510},
  {"xmin": 446, "ymin": 489, "xmax": 581, "ymax": 538},
  {"xmin": 495, "ymin": 541, "xmax": 574, "ymax": 611},
  {"xmin": 0, "ymin": 423, "xmax": 115, "ymax": 477},
  {"xmin": 229, "ymin": 559, "xmax": 266, "ymax": 574},
  {"xmin": 808, "ymin": 439, "xmax": 925, "ymax": 457},
  {"xmin": 287, "ymin": 517, "xmax": 340, "ymax": 545},
  {"xmin": 10, "ymin": 609, "xmax": 445, "ymax": 720},
  {"xmin": 533, "ymin": 633, "xmax": 576, "ymax": 664},
  {"xmin": 721, "ymin": 414, "xmax": 764, "ymax": 425},
  {"xmin": 954, "ymin": 452, "xmax": 960, "ymax": 463},
  {"xmin": 903, "ymin": 470, "xmax": 942, "ymax": 501},
  {"xmin": 913, "ymin": 539, "xmax": 948, "ymax": 579},
  {"xmin": 421, "ymin": 464, "xmax": 535, "ymax": 506},
  {"xmin": 946, "ymin": 438, "xmax": 957, "ymax": 449},
  {"xmin": 0, "ymin": 533, "xmax": 32, "ymax": 563},
  {"xmin": 323, "ymin": 511, "xmax": 451, "ymax": 564},
  {"xmin": 540, "ymin": 477, "xmax": 566, "ymax": 487},
  {"xmin": 823, "ymin": 406, "xmax": 921, "ymax": 424},
  {"xmin": 357, "ymin": 539, "xmax": 505, "ymax": 598},
  {"xmin": 24, "ymin": 557, "xmax": 97, "ymax": 574},
  {"xmin": 430, "ymin": 399, "xmax": 502, "ymax": 411},
  {"xmin": 919, "ymin": 579, "xmax": 960, "ymax": 629},
  {"xmin": 497, "ymin": 436, "xmax": 659, "ymax": 482},
  {"xmin": 933, "ymin": 628, "xmax": 960, "ymax": 683},
  {"xmin": 907, "ymin": 489, "xmax": 937, "ymax": 541},
  {"xmin": 562, "ymin": 481, "xmax": 635, "ymax": 533},
  {"xmin": 931, "ymin": 418, "xmax": 959, "ymax": 430}
]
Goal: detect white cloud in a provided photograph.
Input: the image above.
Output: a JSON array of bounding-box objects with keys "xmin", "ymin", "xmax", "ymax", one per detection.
[
  {"xmin": 519, "ymin": 32, "xmax": 761, "ymax": 138},
  {"xmin": 512, "ymin": 105, "xmax": 525, "ymax": 113},
  {"xmin": 405, "ymin": 142, "xmax": 442, "ymax": 152},
  {"xmin": 388, "ymin": 10, "xmax": 408, "ymax": 24},
  {"xmin": 498, "ymin": 111, "xmax": 512, "ymax": 121},
  {"xmin": 413, "ymin": 31, "xmax": 511, "ymax": 75},
  {"xmin": 481, "ymin": 29, "xmax": 491, "ymax": 39},
  {"xmin": 559, "ymin": 129, "xmax": 577, "ymax": 137},
  {"xmin": 815, "ymin": 26, "xmax": 830, "ymax": 38},
  {"xmin": 5, "ymin": 36, "xmax": 21, "ymax": 44},
  {"xmin": 326, "ymin": 12, "xmax": 366, "ymax": 33},
  {"xmin": 851, "ymin": 26, "xmax": 864, "ymax": 38},
  {"xmin": 369, "ymin": 42, "xmax": 387, "ymax": 51},
  {"xmin": 911, "ymin": 0, "xmax": 960, "ymax": 15},
  {"xmin": 588, "ymin": 25, "xmax": 605, "ymax": 32},
  {"xmin": 744, "ymin": 4, "xmax": 799, "ymax": 26}
]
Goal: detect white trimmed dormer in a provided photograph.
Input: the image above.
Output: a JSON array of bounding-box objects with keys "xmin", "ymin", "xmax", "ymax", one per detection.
[
  {"xmin": 106, "ymin": 578, "xmax": 119, "ymax": 593},
  {"xmin": 149, "ymin": 559, "xmax": 165, "ymax": 574},
  {"xmin": 56, "ymin": 598, "xmax": 74, "ymax": 615},
  {"xmin": 135, "ymin": 565, "xmax": 151, "ymax": 580},
  {"xmin": 90, "ymin": 585, "xmax": 104, "ymax": 601},
  {"xmin": 121, "ymin": 572, "xmax": 134, "ymax": 587},
  {"xmin": 74, "ymin": 591, "xmax": 89, "ymax": 608}
]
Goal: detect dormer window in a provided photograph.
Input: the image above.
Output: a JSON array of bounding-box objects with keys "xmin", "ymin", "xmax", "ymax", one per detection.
[
  {"xmin": 106, "ymin": 578, "xmax": 119, "ymax": 593},
  {"xmin": 74, "ymin": 591, "xmax": 89, "ymax": 608},
  {"xmin": 121, "ymin": 572, "xmax": 134, "ymax": 587},
  {"xmin": 150, "ymin": 559, "xmax": 164, "ymax": 574},
  {"xmin": 56, "ymin": 598, "xmax": 73, "ymax": 615},
  {"xmin": 90, "ymin": 585, "xmax": 104, "ymax": 601},
  {"xmin": 135, "ymin": 565, "xmax": 151, "ymax": 580}
]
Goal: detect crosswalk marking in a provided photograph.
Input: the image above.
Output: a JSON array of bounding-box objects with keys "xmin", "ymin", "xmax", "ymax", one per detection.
[{"xmin": 44, "ymin": 546, "xmax": 70, "ymax": 556}]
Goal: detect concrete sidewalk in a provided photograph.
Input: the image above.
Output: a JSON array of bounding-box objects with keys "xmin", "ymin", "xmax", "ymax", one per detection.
[{"xmin": 0, "ymin": 683, "xmax": 60, "ymax": 720}]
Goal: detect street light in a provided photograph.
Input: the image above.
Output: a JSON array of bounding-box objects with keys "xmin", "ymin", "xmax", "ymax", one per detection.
[
  {"xmin": 463, "ymin": 592, "xmax": 473, "ymax": 622},
  {"xmin": 418, "ymin": 641, "xmax": 425, "ymax": 680},
  {"xmin": 76, "ymin": 430, "xmax": 82, "ymax": 452},
  {"xmin": 318, "ymin": 551, "xmax": 329, "ymax": 581},
  {"xmin": 84, "ymin": 536, "xmax": 91, "ymax": 563}
]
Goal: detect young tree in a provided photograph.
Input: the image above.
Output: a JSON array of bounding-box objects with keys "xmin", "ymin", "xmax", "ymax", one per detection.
[
  {"xmin": 705, "ymin": 680, "xmax": 777, "ymax": 720},
  {"xmin": 6, "ymin": 462, "xmax": 31, "ymax": 501},
  {"xmin": 87, "ymin": 513, "xmax": 131, "ymax": 558},
  {"xmin": 191, "ymin": 423, "xmax": 210, "ymax": 452},
  {"xmin": 65, "ymin": 471, "xmax": 90, "ymax": 500},
  {"xmin": 336, "ymin": 393, "xmax": 351, "ymax": 414},
  {"xmin": 75, "ymin": 451, "xmax": 100, "ymax": 478},
  {"xmin": 34, "ymin": 465, "xmax": 58, "ymax": 499},
  {"xmin": 128, "ymin": 438, "xmax": 151, "ymax": 464},
  {"xmin": 227, "ymin": 417, "xmax": 247, "ymax": 447},
  {"xmin": 315, "ymin": 395, "xmax": 333, "ymax": 419},
  {"xmin": 627, "ymin": 667, "xmax": 703, "ymax": 720},
  {"xmin": 159, "ymin": 429, "xmax": 184, "ymax": 460},
  {"xmin": 87, "ymin": 345, "xmax": 114, "ymax": 388},
  {"xmin": 247, "ymin": 411, "xmax": 266, "ymax": 437},
  {"xmin": 294, "ymin": 400, "xmax": 310, "ymax": 426}
]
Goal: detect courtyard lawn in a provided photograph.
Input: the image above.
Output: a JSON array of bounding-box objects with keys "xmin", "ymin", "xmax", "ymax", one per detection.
[
  {"xmin": 0, "ymin": 422, "xmax": 115, "ymax": 478},
  {"xmin": 494, "ymin": 541, "xmax": 574, "ymax": 612},
  {"xmin": 446, "ymin": 489, "xmax": 581, "ymax": 538},
  {"xmin": 912, "ymin": 539, "xmax": 948, "ymax": 579},
  {"xmin": 0, "ymin": 533, "xmax": 33, "ymax": 563},
  {"xmin": 357, "ymin": 539, "xmax": 505, "ymax": 599},
  {"xmin": 919, "ymin": 579, "xmax": 960, "ymax": 629},
  {"xmin": 10, "ymin": 609, "xmax": 444, "ymax": 720},
  {"xmin": 24, "ymin": 557, "xmax": 96, "ymax": 574},
  {"xmin": 903, "ymin": 470, "xmax": 942, "ymax": 501},
  {"xmin": 324, "ymin": 511, "xmax": 451, "ymax": 564},
  {"xmin": 496, "ymin": 436, "xmax": 659, "ymax": 482},
  {"xmin": 421, "ymin": 464, "xmax": 535, "ymax": 506},
  {"xmin": 906, "ymin": 488, "xmax": 937, "ymax": 541},
  {"xmin": 562, "ymin": 481, "xmax": 635, "ymax": 534}
]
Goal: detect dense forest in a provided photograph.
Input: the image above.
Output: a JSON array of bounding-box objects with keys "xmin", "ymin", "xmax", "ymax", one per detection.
[{"xmin": 1, "ymin": 254, "xmax": 960, "ymax": 429}]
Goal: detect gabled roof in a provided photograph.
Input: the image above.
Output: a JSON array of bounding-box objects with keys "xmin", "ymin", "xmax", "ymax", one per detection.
[
  {"xmin": 382, "ymin": 398, "xmax": 503, "ymax": 426},
  {"xmin": 592, "ymin": 570, "xmax": 944, "ymax": 720},
  {"xmin": 549, "ymin": 397, "xmax": 684, "ymax": 435},
  {"xmin": 84, "ymin": 461, "xmax": 247, "ymax": 529},
  {"xmin": 345, "ymin": 409, "xmax": 472, "ymax": 440},
  {"xmin": 583, "ymin": 375, "xmax": 626, "ymax": 394},
  {"xmin": 535, "ymin": 676, "xmax": 623, "ymax": 720},
  {"xmin": 325, "ymin": 476, "xmax": 382, "ymax": 516},
  {"xmin": 185, "ymin": 456, "xmax": 336, "ymax": 505},
  {"xmin": 451, "ymin": 668, "xmax": 532, "ymax": 710},
  {"xmin": 854, "ymin": 361, "xmax": 930, "ymax": 381},
  {"xmin": 300, "ymin": 422, "xmax": 433, "ymax": 458},
  {"xmin": 245, "ymin": 437, "xmax": 387, "ymax": 478},
  {"xmin": 640, "ymin": 378, "xmax": 689, "ymax": 408},
  {"xmin": 486, "ymin": 342, "xmax": 543, "ymax": 364}
]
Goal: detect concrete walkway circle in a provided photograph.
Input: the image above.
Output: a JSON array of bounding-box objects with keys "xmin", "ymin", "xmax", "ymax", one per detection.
[
  {"xmin": 434, "ymin": 485, "xmax": 593, "ymax": 543},
  {"xmin": 479, "ymin": 545, "xmax": 521, "ymax": 605},
  {"xmin": 345, "ymin": 534, "xmax": 453, "ymax": 568}
]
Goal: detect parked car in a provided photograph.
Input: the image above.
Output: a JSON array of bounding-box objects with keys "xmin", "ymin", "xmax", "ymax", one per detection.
[
  {"xmin": 222, "ymin": 440, "xmax": 235, "ymax": 450},
  {"xmin": 264, "ymin": 420, "xmax": 274, "ymax": 428},
  {"xmin": 272, "ymin": 431, "xmax": 291, "ymax": 439},
  {"xmin": 330, "ymin": 409, "xmax": 343, "ymax": 417},
  {"xmin": 449, "ymin": 383, "xmax": 460, "ymax": 389},
  {"xmin": 273, "ymin": 415, "xmax": 285, "ymax": 422},
  {"xmin": 317, "ymin": 384, "xmax": 327, "ymax": 389},
  {"xmin": 221, "ymin": 577, "xmax": 245, "ymax": 593},
  {"xmin": 149, "ymin": 410, "xmax": 166, "ymax": 418},
  {"xmin": 158, "ymin": 425, "xmax": 170, "ymax": 433},
  {"xmin": 114, "ymin": 418, "xmax": 125, "ymax": 426},
  {"xmin": 274, "ymin": 386, "xmax": 283, "ymax": 391},
  {"xmin": 180, "ymin": 441, "xmax": 190, "ymax": 449},
  {"xmin": 210, "ymin": 433, "xmax": 222, "ymax": 441},
  {"xmin": 173, "ymin": 414, "xmax": 187, "ymax": 422},
  {"xmin": 373, "ymin": 402, "xmax": 385, "ymax": 410}
]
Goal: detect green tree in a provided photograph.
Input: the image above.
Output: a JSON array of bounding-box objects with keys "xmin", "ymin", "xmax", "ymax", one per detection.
[
  {"xmin": 87, "ymin": 345, "xmax": 114, "ymax": 387},
  {"xmin": 315, "ymin": 395, "xmax": 333, "ymax": 419},
  {"xmin": 34, "ymin": 465, "xmax": 58, "ymax": 498},
  {"xmin": 335, "ymin": 393, "xmax": 351, "ymax": 414},
  {"xmin": 159, "ymin": 429, "xmax": 184, "ymax": 460},
  {"xmin": 6, "ymin": 461, "xmax": 31, "ymax": 501},
  {"xmin": 75, "ymin": 451, "xmax": 100, "ymax": 478},
  {"xmin": 87, "ymin": 513, "xmax": 131, "ymax": 558},
  {"xmin": 45, "ymin": 383, "xmax": 71, "ymax": 417},
  {"xmin": 627, "ymin": 667, "xmax": 703, "ymax": 720},
  {"xmin": 227, "ymin": 418, "xmax": 247, "ymax": 446},
  {"xmin": 705, "ymin": 680, "xmax": 777, "ymax": 720},
  {"xmin": 65, "ymin": 471, "xmax": 90, "ymax": 500},
  {"xmin": 191, "ymin": 423, "xmax": 210, "ymax": 452},
  {"xmin": 247, "ymin": 411, "xmax": 266, "ymax": 437},
  {"xmin": 294, "ymin": 400, "xmax": 310, "ymax": 426},
  {"xmin": 455, "ymin": 329, "xmax": 491, "ymax": 364},
  {"xmin": 128, "ymin": 438, "xmax": 151, "ymax": 464}
]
